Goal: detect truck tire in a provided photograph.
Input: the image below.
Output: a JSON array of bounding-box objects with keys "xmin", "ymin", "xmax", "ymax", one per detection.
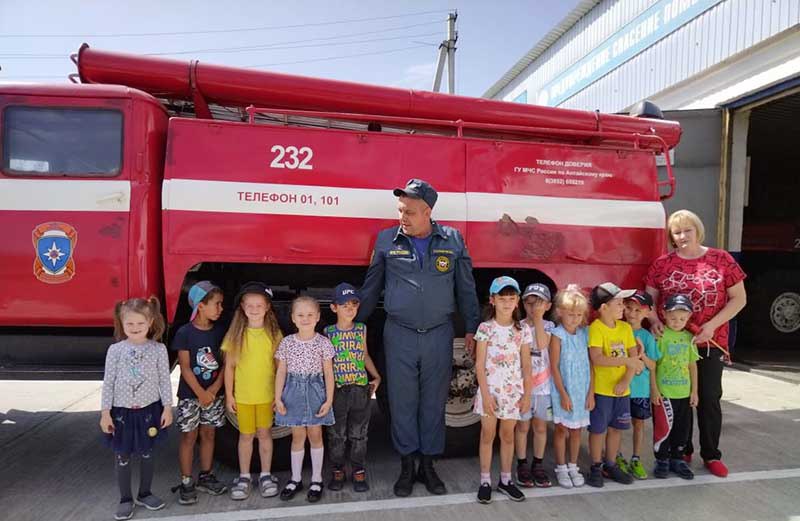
[
  {"xmin": 214, "ymin": 410, "xmax": 293, "ymax": 472},
  {"xmin": 739, "ymin": 270, "xmax": 800, "ymax": 350}
]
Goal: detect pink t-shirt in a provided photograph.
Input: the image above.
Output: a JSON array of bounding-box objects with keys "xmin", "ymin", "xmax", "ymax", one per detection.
[
  {"xmin": 275, "ymin": 333, "xmax": 335, "ymax": 375},
  {"xmin": 645, "ymin": 248, "xmax": 746, "ymax": 348}
]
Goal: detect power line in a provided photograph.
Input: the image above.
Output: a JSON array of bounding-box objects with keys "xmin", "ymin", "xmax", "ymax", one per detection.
[
  {"xmin": 0, "ymin": 9, "xmax": 452, "ymax": 38},
  {"xmin": 0, "ymin": 20, "xmax": 444, "ymax": 58}
]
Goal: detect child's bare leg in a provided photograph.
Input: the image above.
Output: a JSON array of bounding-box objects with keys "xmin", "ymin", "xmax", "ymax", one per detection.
[
  {"xmin": 632, "ymin": 418, "xmax": 644, "ymax": 457},
  {"xmin": 479, "ymin": 416, "xmax": 498, "ymax": 474},
  {"xmin": 307, "ymin": 426, "xmax": 324, "ymax": 483},
  {"xmin": 532, "ymin": 417, "xmax": 547, "ymax": 459},
  {"xmin": 514, "ymin": 419, "xmax": 530, "ymax": 460},
  {"xmin": 238, "ymin": 432, "xmax": 255, "ymax": 475},
  {"xmin": 256, "ymin": 428, "xmax": 273, "ymax": 474},
  {"xmin": 589, "ymin": 432, "xmax": 605, "ymax": 464},
  {"xmin": 553, "ymin": 424, "xmax": 568, "ymax": 466},
  {"xmin": 291, "ymin": 427, "xmax": 307, "ymax": 452},
  {"xmin": 198, "ymin": 425, "xmax": 216, "ymax": 472},
  {"xmin": 499, "ymin": 420, "xmax": 516, "ymax": 475},
  {"xmin": 606, "ymin": 427, "xmax": 622, "ymax": 464},
  {"xmin": 568, "ymin": 428, "xmax": 582, "ymax": 464},
  {"xmin": 179, "ymin": 429, "xmax": 199, "ymax": 477}
]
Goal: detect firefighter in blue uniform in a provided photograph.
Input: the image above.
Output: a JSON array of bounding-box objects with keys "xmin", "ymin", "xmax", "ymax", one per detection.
[{"xmin": 357, "ymin": 179, "xmax": 480, "ymax": 497}]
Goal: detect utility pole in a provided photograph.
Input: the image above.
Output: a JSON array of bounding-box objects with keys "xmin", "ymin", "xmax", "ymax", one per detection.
[{"xmin": 432, "ymin": 11, "xmax": 457, "ymax": 94}]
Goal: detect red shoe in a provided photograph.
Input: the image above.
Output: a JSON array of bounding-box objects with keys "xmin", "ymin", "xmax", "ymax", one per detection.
[
  {"xmin": 704, "ymin": 459, "xmax": 728, "ymax": 477},
  {"xmin": 683, "ymin": 454, "xmax": 692, "ymax": 465}
]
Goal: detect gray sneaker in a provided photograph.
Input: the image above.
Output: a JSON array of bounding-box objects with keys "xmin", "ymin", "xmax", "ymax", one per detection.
[
  {"xmin": 134, "ymin": 494, "xmax": 165, "ymax": 511},
  {"xmin": 114, "ymin": 501, "xmax": 135, "ymax": 520},
  {"xmin": 197, "ymin": 471, "xmax": 228, "ymax": 496},
  {"xmin": 230, "ymin": 476, "xmax": 251, "ymax": 501},
  {"xmin": 259, "ymin": 474, "xmax": 279, "ymax": 498}
]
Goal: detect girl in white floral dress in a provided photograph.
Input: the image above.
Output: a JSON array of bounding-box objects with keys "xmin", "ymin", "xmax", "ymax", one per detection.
[{"xmin": 474, "ymin": 276, "xmax": 533, "ymax": 504}]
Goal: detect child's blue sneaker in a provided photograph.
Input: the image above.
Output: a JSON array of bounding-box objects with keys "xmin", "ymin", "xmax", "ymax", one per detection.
[
  {"xmin": 670, "ymin": 458, "xmax": 694, "ymax": 480},
  {"xmin": 654, "ymin": 459, "xmax": 670, "ymax": 479}
]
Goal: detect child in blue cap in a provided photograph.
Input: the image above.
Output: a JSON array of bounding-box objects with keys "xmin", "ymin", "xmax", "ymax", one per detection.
[
  {"xmin": 323, "ymin": 283, "xmax": 382, "ymax": 492},
  {"xmin": 474, "ymin": 276, "xmax": 533, "ymax": 504}
]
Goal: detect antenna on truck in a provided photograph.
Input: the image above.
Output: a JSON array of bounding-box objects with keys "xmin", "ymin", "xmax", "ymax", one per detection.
[{"xmin": 432, "ymin": 11, "xmax": 457, "ymax": 94}]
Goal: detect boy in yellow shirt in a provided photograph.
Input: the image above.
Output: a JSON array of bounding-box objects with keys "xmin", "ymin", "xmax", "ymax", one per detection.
[{"xmin": 587, "ymin": 282, "xmax": 644, "ymax": 488}]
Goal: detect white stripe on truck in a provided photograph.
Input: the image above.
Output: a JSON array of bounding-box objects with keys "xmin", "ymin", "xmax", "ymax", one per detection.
[
  {"xmin": 162, "ymin": 179, "xmax": 665, "ymax": 229},
  {"xmin": 0, "ymin": 179, "xmax": 131, "ymax": 212}
]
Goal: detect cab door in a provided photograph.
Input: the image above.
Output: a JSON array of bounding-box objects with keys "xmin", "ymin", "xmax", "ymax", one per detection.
[{"xmin": 0, "ymin": 95, "xmax": 131, "ymax": 327}]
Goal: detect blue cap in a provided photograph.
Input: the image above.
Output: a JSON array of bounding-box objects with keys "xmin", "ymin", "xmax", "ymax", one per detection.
[
  {"xmin": 188, "ymin": 281, "xmax": 220, "ymax": 321},
  {"xmin": 664, "ymin": 294, "xmax": 693, "ymax": 312},
  {"xmin": 489, "ymin": 276, "xmax": 521, "ymax": 296},
  {"xmin": 522, "ymin": 283, "xmax": 551, "ymax": 301},
  {"xmin": 393, "ymin": 179, "xmax": 438, "ymax": 209},
  {"xmin": 333, "ymin": 283, "xmax": 360, "ymax": 305}
]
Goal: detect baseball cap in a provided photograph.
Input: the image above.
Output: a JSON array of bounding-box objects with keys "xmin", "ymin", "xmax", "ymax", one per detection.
[
  {"xmin": 590, "ymin": 282, "xmax": 637, "ymax": 310},
  {"xmin": 625, "ymin": 290, "xmax": 654, "ymax": 308},
  {"xmin": 234, "ymin": 281, "xmax": 274, "ymax": 307},
  {"xmin": 664, "ymin": 294, "xmax": 693, "ymax": 312},
  {"xmin": 489, "ymin": 276, "xmax": 521, "ymax": 296},
  {"xmin": 393, "ymin": 178, "xmax": 438, "ymax": 209},
  {"xmin": 522, "ymin": 282, "xmax": 552, "ymax": 302},
  {"xmin": 188, "ymin": 281, "xmax": 220, "ymax": 321},
  {"xmin": 332, "ymin": 282, "xmax": 360, "ymax": 305}
]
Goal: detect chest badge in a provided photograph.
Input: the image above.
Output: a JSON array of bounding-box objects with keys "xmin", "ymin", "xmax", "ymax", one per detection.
[
  {"xmin": 32, "ymin": 222, "xmax": 78, "ymax": 284},
  {"xmin": 435, "ymin": 255, "xmax": 451, "ymax": 273}
]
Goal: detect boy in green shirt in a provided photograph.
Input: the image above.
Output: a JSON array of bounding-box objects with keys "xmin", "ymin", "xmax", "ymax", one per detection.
[{"xmin": 653, "ymin": 294, "xmax": 699, "ymax": 480}]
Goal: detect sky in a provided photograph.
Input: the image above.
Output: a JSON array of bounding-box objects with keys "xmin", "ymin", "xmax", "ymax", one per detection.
[{"xmin": 0, "ymin": 1, "xmax": 581, "ymax": 97}]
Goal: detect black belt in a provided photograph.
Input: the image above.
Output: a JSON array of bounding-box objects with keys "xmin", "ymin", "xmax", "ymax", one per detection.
[{"xmin": 389, "ymin": 318, "xmax": 447, "ymax": 334}]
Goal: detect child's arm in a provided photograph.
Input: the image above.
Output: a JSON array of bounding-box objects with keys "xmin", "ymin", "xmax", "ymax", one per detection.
[
  {"xmin": 156, "ymin": 343, "xmax": 174, "ymax": 428},
  {"xmin": 519, "ymin": 340, "xmax": 533, "ymax": 412},
  {"xmin": 688, "ymin": 360, "xmax": 699, "ymax": 407},
  {"xmin": 475, "ymin": 339, "xmax": 496, "ymax": 416},
  {"xmin": 549, "ymin": 335, "xmax": 572, "ymax": 412},
  {"xmin": 613, "ymin": 367, "xmax": 637, "ymax": 396},
  {"xmin": 273, "ymin": 359, "xmax": 288, "ymax": 415},
  {"xmin": 649, "ymin": 369, "xmax": 662, "ymax": 405},
  {"xmin": 532, "ymin": 313, "xmax": 551, "ymax": 351},
  {"xmin": 316, "ymin": 357, "xmax": 335, "ymax": 417},
  {"xmin": 178, "ymin": 350, "xmax": 215, "ymax": 407},
  {"xmin": 223, "ymin": 354, "xmax": 237, "ymax": 414},
  {"xmin": 589, "ymin": 347, "xmax": 642, "ymax": 369},
  {"xmin": 362, "ymin": 325, "xmax": 381, "ymax": 394},
  {"xmin": 100, "ymin": 345, "xmax": 118, "ymax": 434},
  {"xmin": 586, "ymin": 353, "xmax": 595, "ymax": 412}
]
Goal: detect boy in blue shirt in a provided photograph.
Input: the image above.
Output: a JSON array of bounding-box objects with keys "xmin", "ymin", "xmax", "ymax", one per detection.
[
  {"xmin": 325, "ymin": 283, "xmax": 382, "ymax": 492},
  {"xmin": 619, "ymin": 291, "xmax": 660, "ymax": 479}
]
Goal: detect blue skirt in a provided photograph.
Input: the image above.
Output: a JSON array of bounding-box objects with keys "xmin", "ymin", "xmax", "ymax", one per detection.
[
  {"xmin": 275, "ymin": 373, "xmax": 334, "ymax": 427},
  {"xmin": 103, "ymin": 401, "xmax": 168, "ymax": 455}
]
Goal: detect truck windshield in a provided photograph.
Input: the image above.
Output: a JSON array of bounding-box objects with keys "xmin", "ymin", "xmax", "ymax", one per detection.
[{"xmin": 2, "ymin": 106, "xmax": 122, "ymax": 176}]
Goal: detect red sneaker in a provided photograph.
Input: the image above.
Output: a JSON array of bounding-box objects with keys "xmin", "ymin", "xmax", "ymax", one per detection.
[
  {"xmin": 683, "ymin": 454, "xmax": 692, "ymax": 464},
  {"xmin": 704, "ymin": 459, "xmax": 728, "ymax": 477}
]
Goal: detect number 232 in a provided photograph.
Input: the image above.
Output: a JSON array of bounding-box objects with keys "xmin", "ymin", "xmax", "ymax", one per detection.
[{"xmin": 270, "ymin": 145, "xmax": 313, "ymax": 170}]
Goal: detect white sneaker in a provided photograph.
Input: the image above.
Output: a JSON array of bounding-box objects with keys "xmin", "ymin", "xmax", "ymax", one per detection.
[
  {"xmin": 555, "ymin": 465, "xmax": 573, "ymax": 489},
  {"xmin": 568, "ymin": 464, "xmax": 585, "ymax": 487}
]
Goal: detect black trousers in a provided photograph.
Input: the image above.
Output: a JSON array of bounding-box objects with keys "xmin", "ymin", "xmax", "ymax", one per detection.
[
  {"xmin": 655, "ymin": 397, "xmax": 691, "ymax": 460},
  {"xmin": 685, "ymin": 349, "xmax": 724, "ymax": 461},
  {"xmin": 327, "ymin": 384, "xmax": 372, "ymax": 468}
]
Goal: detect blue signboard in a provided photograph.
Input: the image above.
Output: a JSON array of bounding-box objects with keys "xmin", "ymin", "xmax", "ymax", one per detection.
[{"xmin": 536, "ymin": 0, "xmax": 725, "ymax": 106}]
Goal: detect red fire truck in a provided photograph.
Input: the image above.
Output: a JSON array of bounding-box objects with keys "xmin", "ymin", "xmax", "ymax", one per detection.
[{"xmin": 0, "ymin": 44, "xmax": 680, "ymax": 452}]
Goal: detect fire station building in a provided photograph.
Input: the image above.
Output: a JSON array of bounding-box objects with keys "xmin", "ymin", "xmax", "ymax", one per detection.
[{"xmin": 486, "ymin": 0, "xmax": 800, "ymax": 348}]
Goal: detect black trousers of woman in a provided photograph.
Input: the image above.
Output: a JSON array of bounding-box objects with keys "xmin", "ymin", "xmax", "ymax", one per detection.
[{"xmin": 685, "ymin": 348, "xmax": 724, "ymax": 461}]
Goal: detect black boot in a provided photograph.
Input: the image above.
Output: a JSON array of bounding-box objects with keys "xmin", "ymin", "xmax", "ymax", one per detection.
[
  {"xmin": 417, "ymin": 455, "xmax": 446, "ymax": 495},
  {"xmin": 393, "ymin": 455, "xmax": 416, "ymax": 497}
]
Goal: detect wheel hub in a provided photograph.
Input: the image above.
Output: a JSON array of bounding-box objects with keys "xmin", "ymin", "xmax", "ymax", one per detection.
[{"xmin": 770, "ymin": 292, "xmax": 800, "ymax": 333}]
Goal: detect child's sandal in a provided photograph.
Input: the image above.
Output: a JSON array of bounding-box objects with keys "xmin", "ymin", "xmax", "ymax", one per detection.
[
  {"xmin": 307, "ymin": 481, "xmax": 324, "ymax": 503},
  {"xmin": 280, "ymin": 480, "xmax": 303, "ymax": 501}
]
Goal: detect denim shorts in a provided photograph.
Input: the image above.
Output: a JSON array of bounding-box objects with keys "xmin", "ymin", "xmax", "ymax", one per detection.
[
  {"xmin": 275, "ymin": 372, "xmax": 334, "ymax": 427},
  {"xmin": 588, "ymin": 394, "xmax": 631, "ymax": 433},
  {"xmin": 520, "ymin": 394, "xmax": 553, "ymax": 421}
]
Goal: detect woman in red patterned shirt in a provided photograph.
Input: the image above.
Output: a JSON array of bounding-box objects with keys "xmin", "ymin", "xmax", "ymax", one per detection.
[{"xmin": 645, "ymin": 209, "xmax": 746, "ymax": 478}]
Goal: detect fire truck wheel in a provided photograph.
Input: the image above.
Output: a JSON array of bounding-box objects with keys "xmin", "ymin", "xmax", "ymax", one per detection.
[
  {"xmin": 214, "ymin": 410, "xmax": 293, "ymax": 471},
  {"xmin": 738, "ymin": 270, "xmax": 800, "ymax": 351}
]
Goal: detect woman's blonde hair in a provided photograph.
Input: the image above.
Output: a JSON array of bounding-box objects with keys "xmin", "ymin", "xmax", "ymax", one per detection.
[
  {"xmin": 667, "ymin": 209, "xmax": 705, "ymax": 248},
  {"xmin": 222, "ymin": 292, "xmax": 281, "ymax": 365},
  {"xmin": 553, "ymin": 284, "xmax": 589, "ymax": 326},
  {"xmin": 113, "ymin": 296, "xmax": 166, "ymax": 341}
]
